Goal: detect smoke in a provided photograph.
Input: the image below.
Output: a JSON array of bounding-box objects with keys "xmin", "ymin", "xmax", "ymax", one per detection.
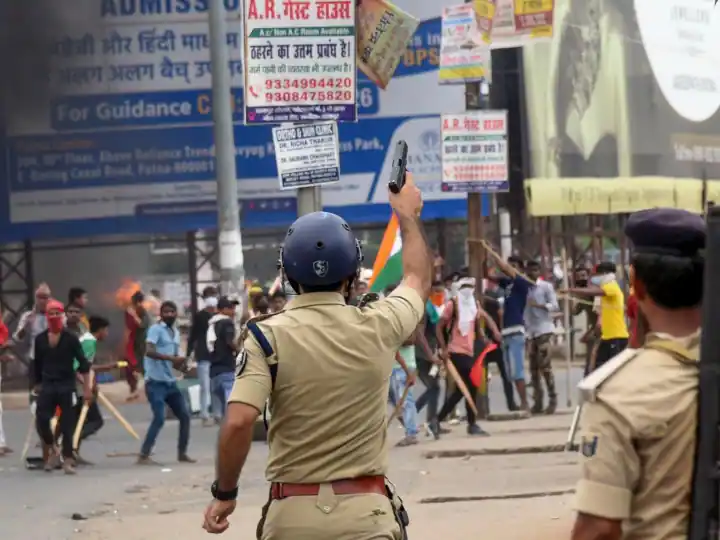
[{"xmin": 0, "ymin": 1, "xmax": 64, "ymax": 121}]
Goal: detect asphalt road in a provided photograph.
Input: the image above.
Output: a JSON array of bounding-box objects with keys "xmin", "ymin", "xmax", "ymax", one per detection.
[{"xmin": 0, "ymin": 367, "xmax": 584, "ymax": 540}]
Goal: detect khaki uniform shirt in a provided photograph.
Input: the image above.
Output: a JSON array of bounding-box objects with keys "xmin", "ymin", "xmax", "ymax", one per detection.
[
  {"xmin": 229, "ymin": 284, "xmax": 425, "ymax": 484},
  {"xmin": 575, "ymin": 331, "xmax": 700, "ymax": 539}
]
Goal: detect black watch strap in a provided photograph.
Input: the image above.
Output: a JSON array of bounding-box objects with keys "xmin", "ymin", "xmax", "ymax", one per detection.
[{"xmin": 211, "ymin": 481, "xmax": 238, "ymax": 501}]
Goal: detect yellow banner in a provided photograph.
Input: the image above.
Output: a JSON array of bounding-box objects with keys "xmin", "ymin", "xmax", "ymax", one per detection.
[{"xmin": 524, "ymin": 177, "xmax": 708, "ymax": 216}]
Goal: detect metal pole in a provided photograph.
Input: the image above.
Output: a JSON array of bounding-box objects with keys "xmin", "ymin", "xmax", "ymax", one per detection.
[
  {"xmin": 297, "ymin": 186, "xmax": 322, "ymax": 217},
  {"xmin": 209, "ymin": 0, "xmax": 245, "ymax": 299},
  {"xmin": 561, "ymin": 246, "xmax": 572, "ymax": 408}
]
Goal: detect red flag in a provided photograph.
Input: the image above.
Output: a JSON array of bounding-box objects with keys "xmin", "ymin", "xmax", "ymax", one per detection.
[{"xmin": 471, "ymin": 342, "xmax": 497, "ymax": 388}]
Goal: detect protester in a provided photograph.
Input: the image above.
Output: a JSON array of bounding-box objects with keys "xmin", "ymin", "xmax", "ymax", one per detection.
[
  {"xmin": 269, "ymin": 290, "xmax": 287, "ymax": 313},
  {"xmin": 561, "ymin": 261, "xmax": 629, "ymax": 371},
  {"xmin": 486, "ymin": 254, "xmax": 532, "ymax": 411},
  {"xmin": 391, "ymin": 338, "xmax": 419, "ymax": 447},
  {"xmin": 524, "ymin": 260, "xmax": 560, "ymax": 414},
  {"xmin": 436, "ymin": 277, "xmax": 500, "ymax": 436},
  {"xmin": 67, "ymin": 287, "xmax": 89, "ymax": 329},
  {"xmin": 481, "ymin": 280, "xmax": 517, "ymax": 412},
  {"xmin": 415, "ymin": 282, "xmax": 446, "ymax": 438},
  {"xmin": 123, "ymin": 290, "xmax": 149, "ymax": 400},
  {"xmin": 138, "ymin": 301, "xmax": 195, "ymax": 465},
  {"xmin": 187, "ymin": 286, "xmax": 219, "ymax": 426},
  {"xmin": 14, "ymin": 283, "xmax": 52, "ymax": 390},
  {"xmin": 571, "ymin": 266, "xmax": 601, "ymax": 372},
  {"xmin": 207, "ymin": 297, "xmax": 239, "ymax": 419},
  {"xmin": 252, "ymin": 294, "xmax": 270, "ymax": 316},
  {"xmin": 146, "ymin": 289, "xmax": 162, "ymax": 320},
  {"xmin": 34, "ymin": 300, "xmax": 92, "ymax": 474},
  {"xmin": 73, "ymin": 315, "xmax": 113, "ymax": 465},
  {"xmin": 0, "ymin": 316, "xmax": 10, "ymax": 456}
]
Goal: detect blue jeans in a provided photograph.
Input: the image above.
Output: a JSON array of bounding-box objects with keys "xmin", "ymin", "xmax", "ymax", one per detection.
[
  {"xmin": 196, "ymin": 360, "xmax": 217, "ymax": 420},
  {"xmin": 211, "ymin": 372, "xmax": 235, "ymax": 418},
  {"xmin": 140, "ymin": 380, "xmax": 190, "ymax": 457},
  {"xmin": 390, "ymin": 367, "xmax": 418, "ymax": 437},
  {"xmin": 503, "ymin": 333, "xmax": 526, "ymax": 382}
]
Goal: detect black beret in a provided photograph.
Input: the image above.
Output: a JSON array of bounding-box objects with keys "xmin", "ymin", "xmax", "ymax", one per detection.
[{"xmin": 625, "ymin": 208, "xmax": 705, "ymax": 257}]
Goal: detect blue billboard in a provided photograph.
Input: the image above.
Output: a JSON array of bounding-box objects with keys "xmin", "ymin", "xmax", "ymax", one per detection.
[{"xmin": 1, "ymin": 0, "xmax": 478, "ymax": 243}]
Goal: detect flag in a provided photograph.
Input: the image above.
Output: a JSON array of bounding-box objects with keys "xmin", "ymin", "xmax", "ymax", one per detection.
[{"xmin": 369, "ymin": 214, "xmax": 403, "ymax": 293}]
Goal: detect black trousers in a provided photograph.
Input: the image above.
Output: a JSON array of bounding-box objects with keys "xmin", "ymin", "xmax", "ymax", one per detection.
[
  {"xmin": 437, "ymin": 354, "xmax": 477, "ymax": 427},
  {"xmin": 485, "ymin": 344, "xmax": 517, "ymax": 410},
  {"xmin": 73, "ymin": 400, "xmax": 104, "ymax": 449},
  {"xmin": 36, "ymin": 386, "xmax": 76, "ymax": 458},
  {"xmin": 594, "ymin": 338, "xmax": 628, "ymax": 372},
  {"xmin": 415, "ymin": 357, "xmax": 440, "ymax": 422}
]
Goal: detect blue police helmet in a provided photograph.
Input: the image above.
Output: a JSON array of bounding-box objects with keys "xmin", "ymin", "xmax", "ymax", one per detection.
[{"xmin": 280, "ymin": 212, "xmax": 363, "ymax": 288}]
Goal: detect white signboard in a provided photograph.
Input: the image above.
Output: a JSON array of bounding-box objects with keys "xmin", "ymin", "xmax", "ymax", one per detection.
[
  {"xmin": 243, "ymin": 0, "xmax": 357, "ymax": 124},
  {"xmin": 441, "ymin": 110, "xmax": 508, "ymax": 192},
  {"xmin": 272, "ymin": 121, "xmax": 341, "ymax": 189},
  {"xmin": 439, "ymin": 4, "xmax": 490, "ymax": 84}
]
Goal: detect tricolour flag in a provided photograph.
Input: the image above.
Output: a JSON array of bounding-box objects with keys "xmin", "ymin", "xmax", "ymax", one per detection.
[{"xmin": 369, "ymin": 214, "xmax": 403, "ymax": 293}]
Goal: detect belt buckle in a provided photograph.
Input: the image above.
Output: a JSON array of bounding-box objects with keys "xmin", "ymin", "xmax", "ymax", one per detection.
[{"xmin": 276, "ymin": 483, "xmax": 285, "ymax": 499}]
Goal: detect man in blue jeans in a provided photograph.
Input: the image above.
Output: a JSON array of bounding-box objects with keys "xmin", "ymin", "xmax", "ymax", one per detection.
[
  {"xmin": 487, "ymin": 254, "xmax": 532, "ymax": 412},
  {"xmin": 207, "ymin": 297, "xmax": 239, "ymax": 418},
  {"xmin": 187, "ymin": 287, "xmax": 219, "ymax": 427},
  {"xmin": 138, "ymin": 301, "xmax": 196, "ymax": 465}
]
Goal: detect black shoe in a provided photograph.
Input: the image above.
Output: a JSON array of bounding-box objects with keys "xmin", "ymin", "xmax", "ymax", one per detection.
[{"xmin": 467, "ymin": 424, "xmax": 489, "ymax": 436}]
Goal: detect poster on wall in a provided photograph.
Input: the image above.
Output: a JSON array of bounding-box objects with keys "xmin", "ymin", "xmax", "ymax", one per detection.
[
  {"xmin": 439, "ymin": 4, "xmax": 491, "ymax": 84},
  {"xmin": 441, "ymin": 110, "xmax": 509, "ymax": 192},
  {"xmin": 243, "ymin": 0, "xmax": 357, "ymax": 124},
  {"xmin": 522, "ymin": 0, "xmax": 720, "ymax": 216},
  {"xmin": 272, "ymin": 121, "xmax": 341, "ymax": 190},
  {"xmin": 474, "ymin": 0, "xmax": 554, "ymax": 49},
  {"xmin": 356, "ymin": 0, "xmax": 419, "ymax": 89}
]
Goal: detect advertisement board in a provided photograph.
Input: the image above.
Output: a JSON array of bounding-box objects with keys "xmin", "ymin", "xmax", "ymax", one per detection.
[{"xmin": 0, "ymin": 0, "xmax": 470, "ymax": 243}]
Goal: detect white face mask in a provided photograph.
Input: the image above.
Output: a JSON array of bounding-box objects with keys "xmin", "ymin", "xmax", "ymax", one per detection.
[
  {"xmin": 458, "ymin": 288, "xmax": 474, "ymax": 300},
  {"xmin": 590, "ymin": 276, "xmax": 602, "ymax": 285}
]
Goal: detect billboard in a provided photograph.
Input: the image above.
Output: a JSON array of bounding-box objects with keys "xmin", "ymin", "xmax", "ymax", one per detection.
[
  {"xmin": 523, "ymin": 0, "xmax": 720, "ymax": 216},
  {"xmin": 0, "ymin": 0, "xmax": 471, "ymax": 243}
]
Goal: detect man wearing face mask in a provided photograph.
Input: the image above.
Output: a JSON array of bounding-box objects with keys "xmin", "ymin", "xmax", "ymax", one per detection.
[
  {"xmin": 33, "ymin": 300, "xmax": 92, "ymax": 474},
  {"xmin": 561, "ymin": 261, "xmax": 629, "ymax": 372},
  {"xmin": 188, "ymin": 286, "xmax": 219, "ymax": 427},
  {"xmin": 571, "ymin": 208, "xmax": 703, "ymax": 540},
  {"xmin": 204, "ymin": 174, "xmax": 429, "ymax": 539},
  {"xmin": 137, "ymin": 301, "xmax": 195, "ymax": 465}
]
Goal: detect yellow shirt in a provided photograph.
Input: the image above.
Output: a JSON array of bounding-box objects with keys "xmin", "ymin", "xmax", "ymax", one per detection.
[{"xmin": 600, "ymin": 281, "xmax": 629, "ymax": 340}]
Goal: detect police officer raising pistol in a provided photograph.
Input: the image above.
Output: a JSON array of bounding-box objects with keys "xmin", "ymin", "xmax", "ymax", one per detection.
[
  {"xmin": 203, "ymin": 172, "xmax": 431, "ymax": 540},
  {"xmin": 571, "ymin": 208, "xmax": 704, "ymax": 540}
]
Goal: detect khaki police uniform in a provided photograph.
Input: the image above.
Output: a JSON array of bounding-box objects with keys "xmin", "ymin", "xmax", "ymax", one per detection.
[
  {"xmin": 229, "ymin": 284, "xmax": 425, "ymax": 540},
  {"xmin": 575, "ymin": 330, "xmax": 700, "ymax": 539}
]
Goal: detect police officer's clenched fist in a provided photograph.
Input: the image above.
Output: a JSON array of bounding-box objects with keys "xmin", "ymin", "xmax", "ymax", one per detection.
[{"xmin": 388, "ymin": 172, "xmax": 423, "ymax": 218}]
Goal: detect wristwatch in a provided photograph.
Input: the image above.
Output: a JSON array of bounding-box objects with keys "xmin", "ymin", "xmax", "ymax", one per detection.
[{"xmin": 211, "ymin": 481, "xmax": 238, "ymax": 501}]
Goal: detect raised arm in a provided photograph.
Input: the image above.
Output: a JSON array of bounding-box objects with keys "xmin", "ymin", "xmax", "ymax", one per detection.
[{"xmin": 389, "ymin": 173, "xmax": 432, "ymax": 302}]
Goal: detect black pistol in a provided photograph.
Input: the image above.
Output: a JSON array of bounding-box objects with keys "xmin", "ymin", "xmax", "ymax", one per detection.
[{"xmin": 388, "ymin": 140, "xmax": 408, "ymax": 194}]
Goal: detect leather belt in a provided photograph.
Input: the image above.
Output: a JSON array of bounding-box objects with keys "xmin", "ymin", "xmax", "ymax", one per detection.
[{"xmin": 270, "ymin": 475, "xmax": 386, "ymax": 500}]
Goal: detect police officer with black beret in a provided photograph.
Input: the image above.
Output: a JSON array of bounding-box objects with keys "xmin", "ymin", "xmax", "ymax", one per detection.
[{"xmin": 571, "ymin": 207, "xmax": 704, "ymax": 540}]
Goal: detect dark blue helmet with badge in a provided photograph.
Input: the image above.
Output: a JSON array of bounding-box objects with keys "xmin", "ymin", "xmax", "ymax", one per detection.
[{"xmin": 280, "ymin": 211, "xmax": 363, "ymax": 290}]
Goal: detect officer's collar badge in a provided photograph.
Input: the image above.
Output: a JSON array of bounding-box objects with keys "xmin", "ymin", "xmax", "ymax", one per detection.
[{"xmin": 581, "ymin": 435, "xmax": 598, "ymax": 457}]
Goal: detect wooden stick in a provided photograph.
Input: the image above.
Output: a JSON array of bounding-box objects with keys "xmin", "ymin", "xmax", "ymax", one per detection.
[
  {"xmin": 561, "ymin": 247, "xmax": 572, "ymax": 408},
  {"xmin": 73, "ymin": 403, "xmax": 90, "ymax": 450},
  {"xmin": 389, "ymin": 382, "xmax": 411, "ymax": 424},
  {"xmin": 97, "ymin": 392, "xmax": 140, "ymax": 440},
  {"xmin": 445, "ymin": 359, "xmax": 478, "ymax": 416}
]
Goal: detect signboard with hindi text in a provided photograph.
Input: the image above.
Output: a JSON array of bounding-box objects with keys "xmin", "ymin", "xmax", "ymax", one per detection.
[
  {"xmin": 272, "ymin": 121, "xmax": 341, "ymax": 189},
  {"xmin": 475, "ymin": 0, "xmax": 554, "ymax": 49},
  {"xmin": 357, "ymin": 0, "xmax": 419, "ymax": 89},
  {"xmin": 439, "ymin": 4, "xmax": 491, "ymax": 84},
  {"xmin": 441, "ymin": 110, "xmax": 509, "ymax": 192},
  {"xmin": 243, "ymin": 0, "xmax": 357, "ymax": 124}
]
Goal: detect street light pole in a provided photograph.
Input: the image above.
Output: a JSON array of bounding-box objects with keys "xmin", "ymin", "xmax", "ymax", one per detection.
[{"xmin": 209, "ymin": 0, "xmax": 245, "ymax": 299}]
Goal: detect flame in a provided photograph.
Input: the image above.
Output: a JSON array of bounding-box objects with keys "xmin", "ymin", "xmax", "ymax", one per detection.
[{"xmin": 114, "ymin": 279, "xmax": 142, "ymax": 309}]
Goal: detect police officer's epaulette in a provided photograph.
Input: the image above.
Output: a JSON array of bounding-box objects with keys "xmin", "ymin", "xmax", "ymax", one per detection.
[
  {"xmin": 236, "ymin": 311, "xmax": 283, "ymax": 349},
  {"xmin": 577, "ymin": 348, "xmax": 641, "ymax": 404}
]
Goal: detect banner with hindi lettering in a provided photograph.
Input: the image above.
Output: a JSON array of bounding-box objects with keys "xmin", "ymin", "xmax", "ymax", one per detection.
[
  {"xmin": 243, "ymin": 0, "xmax": 357, "ymax": 124},
  {"xmin": 439, "ymin": 4, "xmax": 491, "ymax": 84},
  {"xmin": 357, "ymin": 0, "xmax": 419, "ymax": 89}
]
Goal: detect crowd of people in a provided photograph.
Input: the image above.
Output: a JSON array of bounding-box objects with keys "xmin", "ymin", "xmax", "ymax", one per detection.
[
  {"xmin": 0, "ymin": 249, "xmax": 635, "ymax": 469},
  {"xmin": 367, "ymin": 251, "xmax": 633, "ymax": 448}
]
